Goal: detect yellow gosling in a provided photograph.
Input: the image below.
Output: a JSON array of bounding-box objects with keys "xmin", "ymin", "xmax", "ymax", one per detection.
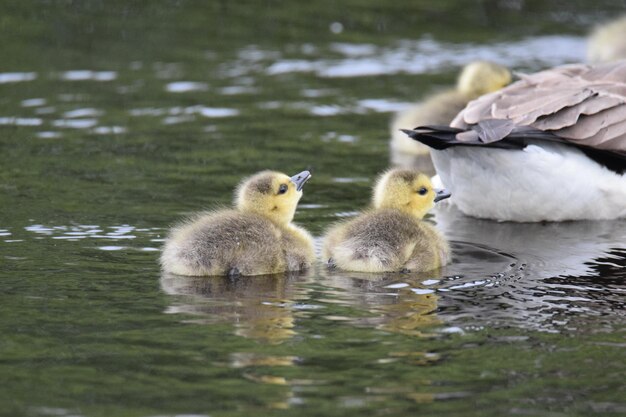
[
  {"xmin": 322, "ymin": 168, "xmax": 450, "ymax": 273},
  {"xmin": 390, "ymin": 61, "xmax": 511, "ymax": 158},
  {"xmin": 587, "ymin": 15, "xmax": 626, "ymax": 63},
  {"xmin": 161, "ymin": 170, "xmax": 314, "ymax": 276}
]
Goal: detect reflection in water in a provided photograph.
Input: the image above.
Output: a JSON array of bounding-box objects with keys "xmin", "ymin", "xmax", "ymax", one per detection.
[
  {"xmin": 432, "ymin": 206, "xmax": 626, "ymax": 331},
  {"xmin": 317, "ymin": 269, "xmax": 443, "ymax": 337},
  {"xmin": 159, "ymin": 268, "xmax": 449, "ymax": 408},
  {"xmin": 160, "ymin": 272, "xmax": 312, "ymax": 344},
  {"xmin": 434, "ymin": 205, "xmax": 625, "ymax": 279},
  {"xmin": 161, "ymin": 266, "xmax": 448, "ymax": 342}
]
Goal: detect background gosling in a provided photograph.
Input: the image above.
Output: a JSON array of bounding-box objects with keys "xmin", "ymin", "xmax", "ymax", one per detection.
[
  {"xmin": 587, "ymin": 15, "xmax": 626, "ymax": 63},
  {"xmin": 161, "ymin": 170, "xmax": 314, "ymax": 276},
  {"xmin": 390, "ymin": 61, "xmax": 511, "ymax": 161},
  {"xmin": 322, "ymin": 169, "xmax": 450, "ymax": 273}
]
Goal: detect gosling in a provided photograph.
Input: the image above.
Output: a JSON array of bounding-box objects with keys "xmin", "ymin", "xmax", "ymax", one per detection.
[
  {"xmin": 587, "ymin": 15, "xmax": 626, "ymax": 63},
  {"xmin": 390, "ymin": 61, "xmax": 511, "ymax": 158},
  {"xmin": 161, "ymin": 170, "xmax": 314, "ymax": 276},
  {"xmin": 322, "ymin": 169, "xmax": 451, "ymax": 273}
]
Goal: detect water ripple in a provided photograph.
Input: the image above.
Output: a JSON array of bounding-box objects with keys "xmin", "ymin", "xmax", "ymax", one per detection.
[
  {"xmin": 16, "ymin": 223, "xmax": 162, "ymax": 251},
  {"xmin": 0, "ymin": 72, "xmax": 36, "ymax": 83},
  {"xmin": 266, "ymin": 35, "xmax": 585, "ymax": 78},
  {"xmin": 130, "ymin": 105, "xmax": 239, "ymax": 119},
  {"xmin": 0, "ymin": 117, "xmax": 43, "ymax": 126},
  {"xmin": 21, "ymin": 98, "xmax": 46, "ymax": 107},
  {"xmin": 60, "ymin": 70, "xmax": 117, "ymax": 81},
  {"xmin": 218, "ymin": 85, "xmax": 258, "ymax": 95},
  {"xmin": 63, "ymin": 108, "xmax": 104, "ymax": 118},
  {"xmin": 36, "ymin": 131, "xmax": 62, "ymax": 139},
  {"xmin": 165, "ymin": 81, "xmax": 209, "ymax": 93},
  {"xmin": 52, "ymin": 119, "xmax": 98, "ymax": 129}
]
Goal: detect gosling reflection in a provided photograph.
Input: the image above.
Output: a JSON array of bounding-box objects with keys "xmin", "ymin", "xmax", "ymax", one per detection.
[
  {"xmin": 160, "ymin": 271, "xmax": 311, "ymax": 344},
  {"xmin": 318, "ymin": 268, "xmax": 444, "ymax": 337},
  {"xmin": 378, "ymin": 288, "xmax": 440, "ymax": 337}
]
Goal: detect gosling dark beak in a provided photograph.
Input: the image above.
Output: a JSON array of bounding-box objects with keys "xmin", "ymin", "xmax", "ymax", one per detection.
[
  {"xmin": 290, "ymin": 170, "xmax": 312, "ymax": 192},
  {"xmin": 434, "ymin": 188, "xmax": 451, "ymax": 203}
]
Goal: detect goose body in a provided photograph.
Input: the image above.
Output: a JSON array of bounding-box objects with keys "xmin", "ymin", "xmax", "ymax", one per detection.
[
  {"xmin": 161, "ymin": 170, "xmax": 314, "ymax": 276},
  {"xmin": 322, "ymin": 169, "xmax": 450, "ymax": 273},
  {"xmin": 403, "ymin": 61, "xmax": 626, "ymax": 222}
]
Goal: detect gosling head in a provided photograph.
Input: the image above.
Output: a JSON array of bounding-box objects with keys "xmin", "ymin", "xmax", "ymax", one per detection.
[
  {"xmin": 457, "ymin": 61, "xmax": 512, "ymax": 98},
  {"xmin": 235, "ymin": 170, "xmax": 311, "ymax": 225},
  {"xmin": 372, "ymin": 168, "xmax": 450, "ymax": 219}
]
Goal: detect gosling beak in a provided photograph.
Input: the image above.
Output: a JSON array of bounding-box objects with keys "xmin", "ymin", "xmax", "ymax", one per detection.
[
  {"xmin": 434, "ymin": 188, "xmax": 451, "ymax": 203},
  {"xmin": 290, "ymin": 170, "xmax": 312, "ymax": 192}
]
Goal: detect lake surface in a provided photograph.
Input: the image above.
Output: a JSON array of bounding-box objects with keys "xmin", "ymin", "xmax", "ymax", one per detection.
[{"xmin": 1, "ymin": 1, "xmax": 625, "ymax": 416}]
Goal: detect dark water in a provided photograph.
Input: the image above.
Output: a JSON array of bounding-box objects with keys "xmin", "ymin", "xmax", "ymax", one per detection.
[{"xmin": 1, "ymin": 1, "xmax": 625, "ymax": 416}]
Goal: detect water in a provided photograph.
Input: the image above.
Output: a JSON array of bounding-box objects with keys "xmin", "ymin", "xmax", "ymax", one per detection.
[{"xmin": 1, "ymin": 1, "xmax": 625, "ymax": 416}]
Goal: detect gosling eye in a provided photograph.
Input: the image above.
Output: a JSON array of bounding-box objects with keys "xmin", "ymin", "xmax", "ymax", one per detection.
[
  {"xmin": 417, "ymin": 187, "xmax": 428, "ymax": 196},
  {"xmin": 278, "ymin": 184, "xmax": 288, "ymax": 195}
]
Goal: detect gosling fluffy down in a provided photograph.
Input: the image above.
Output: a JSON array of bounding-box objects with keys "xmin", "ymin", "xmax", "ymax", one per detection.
[
  {"xmin": 161, "ymin": 170, "xmax": 314, "ymax": 276},
  {"xmin": 587, "ymin": 15, "xmax": 626, "ymax": 63},
  {"xmin": 322, "ymin": 169, "xmax": 450, "ymax": 273}
]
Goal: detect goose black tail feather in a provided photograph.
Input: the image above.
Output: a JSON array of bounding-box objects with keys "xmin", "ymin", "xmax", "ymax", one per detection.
[{"xmin": 401, "ymin": 125, "xmax": 626, "ymax": 174}]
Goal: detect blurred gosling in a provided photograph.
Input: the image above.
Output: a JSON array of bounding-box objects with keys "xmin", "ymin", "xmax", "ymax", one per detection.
[
  {"xmin": 587, "ymin": 15, "xmax": 626, "ymax": 63},
  {"xmin": 390, "ymin": 61, "xmax": 511, "ymax": 159},
  {"xmin": 161, "ymin": 170, "xmax": 314, "ymax": 276},
  {"xmin": 322, "ymin": 168, "xmax": 450, "ymax": 273}
]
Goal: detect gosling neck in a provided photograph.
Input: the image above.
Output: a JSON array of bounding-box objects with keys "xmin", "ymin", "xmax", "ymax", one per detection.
[
  {"xmin": 375, "ymin": 201, "xmax": 430, "ymax": 220},
  {"xmin": 239, "ymin": 204, "xmax": 295, "ymax": 227}
]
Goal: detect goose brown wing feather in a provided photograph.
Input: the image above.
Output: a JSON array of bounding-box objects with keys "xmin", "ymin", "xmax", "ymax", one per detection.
[
  {"xmin": 531, "ymin": 96, "xmax": 623, "ymax": 131},
  {"xmin": 493, "ymin": 88, "xmax": 594, "ymax": 124},
  {"xmin": 553, "ymin": 105, "xmax": 626, "ymax": 148},
  {"xmin": 582, "ymin": 62, "xmax": 626, "ymax": 81},
  {"xmin": 452, "ymin": 60, "xmax": 626, "ymax": 153},
  {"xmin": 456, "ymin": 91, "xmax": 500, "ymax": 126}
]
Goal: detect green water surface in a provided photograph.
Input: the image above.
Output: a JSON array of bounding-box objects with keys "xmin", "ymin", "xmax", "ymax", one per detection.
[{"xmin": 1, "ymin": 1, "xmax": 625, "ymax": 416}]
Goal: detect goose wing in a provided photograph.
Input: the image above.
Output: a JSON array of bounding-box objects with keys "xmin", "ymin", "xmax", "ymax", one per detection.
[
  {"xmin": 402, "ymin": 124, "xmax": 626, "ymax": 174},
  {"xmin": 451, "ymin": 60, "xmax": 626, "ymax": 153}
]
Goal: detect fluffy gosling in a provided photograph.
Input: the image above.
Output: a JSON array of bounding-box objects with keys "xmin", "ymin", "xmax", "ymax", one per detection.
[
  {"xmin": 587, "ymin": 15, "xmax": 626, "ymax": 63},
  {"xmin": 161, "ymin": 170, "xmax": 314, "ymax": 276},
  {"xmin": 322, "ymin": 169, "xmax": 450, "ymax": 273}
]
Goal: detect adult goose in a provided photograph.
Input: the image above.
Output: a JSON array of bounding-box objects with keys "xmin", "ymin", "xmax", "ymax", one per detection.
[{"xmin": 402, "ymin": 60, "xmax": 626, "ymax": 222}]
